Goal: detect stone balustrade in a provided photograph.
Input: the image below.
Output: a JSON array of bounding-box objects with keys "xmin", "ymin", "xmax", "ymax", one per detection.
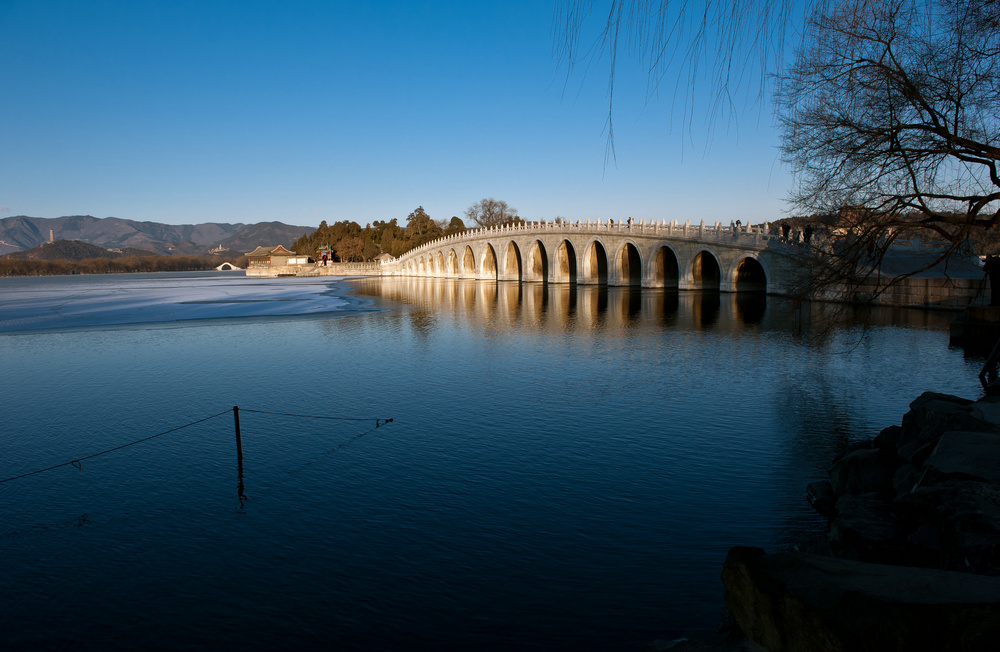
[{"xmin": 400, "ymin": 218, "xmax": 782, "ymax": 260}]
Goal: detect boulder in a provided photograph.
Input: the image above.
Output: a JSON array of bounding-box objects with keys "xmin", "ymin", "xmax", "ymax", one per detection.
[
  {"xmin": 897, "ymin": 393, "xmax": 978, "ymax": 464},
  {"xmin": 903, "ymin": 392, "xmax": 974, "ymax": 433},
  {"xmin": 891, "ymin": 463, "xmax": 921, "ymax": 497},
  {"xmin": 829, "ymin": 494, "xmax": 903, "ymax": 563},
  {"xmin": 829, "ymin": 448, "xmax": 890, "ymax": 496},
  {"xmin": 831, "ymin": 438, "xmax": 872, "ymax": 463},
  {"xmin": 895, "ymin": 482, "xmax": 1000, "ymax": 574},
  {"xmin": 969, "ymin": 398, "xmax": 1000, "ymax": 427},
  {"xmin": 872, "ymin": 425, "xmax": 903, "ymax": 454},
  {"xmin": 922, "ymin": 431, "xmax": 1000, "ymax": 486},
  {"xmin": 725, "ymin": 392, "xmax": 1000, "ymax": 648},
  {"xmin": 897, "ymin": 435, "xmax": 942, "ymax": 468},
  {"xmin": 722, "ymin": 546, "xmax": 1000, "ymax": 652},
  {"xmin": 806, "ymin": 481, "xmax": 836, "ymax": 518}
]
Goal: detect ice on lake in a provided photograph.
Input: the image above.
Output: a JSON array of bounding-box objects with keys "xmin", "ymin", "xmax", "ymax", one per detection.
[{"xmin": 0, "ymin": 272, "xmax": 369, "ymax": 332}]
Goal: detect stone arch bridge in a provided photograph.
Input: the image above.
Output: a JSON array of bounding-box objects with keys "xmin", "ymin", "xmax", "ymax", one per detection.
[{"xmin": 383, "ymin": 219, "xmax": 806, "ymax": 295}]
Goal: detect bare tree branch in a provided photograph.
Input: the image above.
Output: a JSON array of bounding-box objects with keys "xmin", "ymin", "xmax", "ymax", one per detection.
[{"xmin": 554, "ymin": 0, "xmax": 806, "ymax": 159}]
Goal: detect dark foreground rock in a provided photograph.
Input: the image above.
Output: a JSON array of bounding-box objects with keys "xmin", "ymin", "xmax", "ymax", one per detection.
[
  {"xmin": 723, "ymin": 546, "xmax": 1000, "ymax": 651},
  {"xmin": 717, "ymin": 392, "xmax": 1000, "ymax": 651}
]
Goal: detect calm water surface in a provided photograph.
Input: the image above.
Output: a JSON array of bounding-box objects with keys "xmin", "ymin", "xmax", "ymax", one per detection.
[{"xmin": 0, "ymin": 272, "xmax": 986, "ymax": 650}]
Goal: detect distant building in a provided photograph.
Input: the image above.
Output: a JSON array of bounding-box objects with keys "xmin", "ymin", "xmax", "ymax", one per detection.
[
  {"xmin": 245, "ymin": 245, "xmax": 313, "ymax": 276},
  {"xmin": 246, "ymin": 245, "xmax": 296, "ymax": 270}
]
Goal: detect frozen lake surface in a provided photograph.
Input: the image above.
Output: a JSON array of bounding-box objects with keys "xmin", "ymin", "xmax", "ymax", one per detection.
[{"xmin": 0, "ymin": 271, "xmax": 368, "ymax": 332}]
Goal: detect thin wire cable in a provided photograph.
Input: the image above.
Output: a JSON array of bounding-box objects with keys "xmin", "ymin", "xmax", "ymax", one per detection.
[
  {"xmin": 245, "ymin": 418, "xmax": 394, "ymax": 502},
  {"xmin": 240, "ymin": 408, "xmax": 392, "ymax": 423},
  {"xmin": 0, "ymin": 409, "xmax": 232, "ymax": 485}
]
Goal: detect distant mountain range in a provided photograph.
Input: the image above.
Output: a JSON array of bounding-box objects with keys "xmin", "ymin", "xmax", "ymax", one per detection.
[
  {"xmin": 0, "ymin": 215, "xmax": 314, "ymax": 256},
  {"xmin": 4, "ymin": 240, "xmax": 159, "ymax": 261}
]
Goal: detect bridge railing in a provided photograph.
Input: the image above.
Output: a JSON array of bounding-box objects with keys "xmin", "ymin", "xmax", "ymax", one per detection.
[
  {"xmin": 389, "ymin": 218, "xmax": 790, "ymax": 263},
  {"xmin": 339, "ymin": 262, "xmax": 381, "ymax": 271}
]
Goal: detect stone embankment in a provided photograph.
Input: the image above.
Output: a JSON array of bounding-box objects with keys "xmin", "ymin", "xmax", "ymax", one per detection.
[{"xmin": 715, "ymin": 392, "xmax": 1000, "ymax": 651}]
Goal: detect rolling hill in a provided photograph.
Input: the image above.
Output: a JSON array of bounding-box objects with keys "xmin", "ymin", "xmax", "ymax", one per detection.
[
  {"xmin": 4, "ymin": 240, "xmax": 158, "ymax": 261},
  {"xmin": 0, "ymin": 215, "xmax": 313, "ymax": 256}
]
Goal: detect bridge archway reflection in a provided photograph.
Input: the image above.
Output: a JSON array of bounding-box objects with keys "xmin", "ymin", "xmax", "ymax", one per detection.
[
  {"xmin": 351, "ymin": 278, "xmax": 959, "ymax": 346},
  {"xmin": 357, "ymin": 278, "xmax": 784, "ymax": 335},
  {"xmin": 735, "ymin": 291, "xmax": 766, "ymax": 324}
]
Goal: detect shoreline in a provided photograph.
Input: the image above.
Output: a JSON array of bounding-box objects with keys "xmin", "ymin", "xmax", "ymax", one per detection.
[{"xmin": 667, "ymin": 390, "xmax": 1000, "ymax": 651}]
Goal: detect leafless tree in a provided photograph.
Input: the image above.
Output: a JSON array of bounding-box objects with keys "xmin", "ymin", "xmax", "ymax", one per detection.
[
  {"xmin": 558, "ymin": 0, "xmax": 1000, "ymax": 302},
  {"xmin": 465, "ymin": 198, "xmax": 521, "ymax": 228},
  {"xmin": 555, "ymin": 0, "xmax": 804, "ymax": 160},
  {"xmin": 776, "ymin": 0, "xmax": 1000, "ymax": 299}
]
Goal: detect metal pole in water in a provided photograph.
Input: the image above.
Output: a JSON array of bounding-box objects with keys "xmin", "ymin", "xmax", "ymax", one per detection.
[
  {"xmin": 234, "ymin": 406, "xmax": 246, "ymax": 504},
  {"xmin": 233, "ymin": 405, "xmax": 243, "ymax": 458}
]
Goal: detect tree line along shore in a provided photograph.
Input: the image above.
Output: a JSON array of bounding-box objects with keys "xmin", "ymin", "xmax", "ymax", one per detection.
[
  {"xmin": 0, "ymin": 237, "xmax": 248, "ymax": 277},
  {"xmin": 0, "ymin": 253, "xmax": 248, "ymax": 277}
]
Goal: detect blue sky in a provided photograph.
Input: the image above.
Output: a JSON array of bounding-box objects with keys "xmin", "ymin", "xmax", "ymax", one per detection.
[{"xmin": 0, "ymin": 0, "xmax": 792, "ymax": 228}]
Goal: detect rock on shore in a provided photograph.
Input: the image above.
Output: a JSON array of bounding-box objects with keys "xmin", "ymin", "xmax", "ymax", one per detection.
[{"xmin": 721, "ymin": 392, "xmax": 1000, "ymax": 651}]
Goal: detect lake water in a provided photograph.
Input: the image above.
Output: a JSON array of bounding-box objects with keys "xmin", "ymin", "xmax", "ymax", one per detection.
[{"xmin": 0, "ymin": 271, "xmax": 986, "ymax": 650}]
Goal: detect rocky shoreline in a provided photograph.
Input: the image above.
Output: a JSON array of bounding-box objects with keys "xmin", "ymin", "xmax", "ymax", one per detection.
[{"xmin": 655, "ymin": 391, "xmax": 1000, "ymax": 651}]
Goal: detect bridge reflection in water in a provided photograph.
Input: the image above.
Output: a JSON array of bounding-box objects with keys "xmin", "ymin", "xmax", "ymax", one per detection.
[{"xmin": 352, "ymin": 277, "xmax": 960, "ymax": 337}]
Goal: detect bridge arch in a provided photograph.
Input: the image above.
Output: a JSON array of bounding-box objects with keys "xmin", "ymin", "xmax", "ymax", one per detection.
[
  {"xmin": 481, "ymin": 244, "xmax": 498, "ymax": 279},
  {"xmin": 614, "ymin": 241, "xmax": 642, "ymax": 287},
  {"xmin": 650, "ymin": 245, "xmax": 680, "ymax": 288},
  {"xmin": 582, "ymin": 239, "xmax": 609, "ymax": 285},
  {"xmin": 729, "ymin": 255, "xmax": 767, "ymax": 292},
  {"xmin": 387, "ymin": 221, "xmax": 796, "ymax": 291},
  {"xmin": 463, "ymin": 246, "xmax": 475, "ymax": 275},
  {"xmin": 555, "ymin": 239, "xmax": 577, "ymax": 284},
  {"xmin": 688, "ymin": 249, "xmax": 721, "ymax": 290},
  {"xmin": 527, "ymin": 239, "xmax": 549, "ymax": 283},
  {"xmin": 503, "ymin": 241, "xmax": 522, "ymax": 281}
]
